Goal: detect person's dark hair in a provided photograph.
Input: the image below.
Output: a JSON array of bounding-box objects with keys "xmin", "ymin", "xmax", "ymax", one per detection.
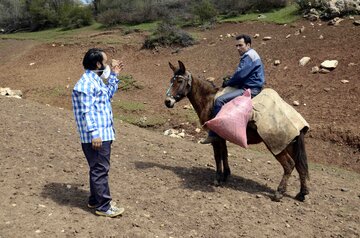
[
  {"xmin": 236, "ymin": 34, "xmax": 251, "ymax": 45},
  {"xmin": 82, "ymin": 48, "xmax": 104, "ymax": 70}
]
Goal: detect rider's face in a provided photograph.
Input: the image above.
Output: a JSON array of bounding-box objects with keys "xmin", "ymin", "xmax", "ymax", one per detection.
[{"xmin": 236, "ymin": 38, "xmax": 250, "ymax": 56}]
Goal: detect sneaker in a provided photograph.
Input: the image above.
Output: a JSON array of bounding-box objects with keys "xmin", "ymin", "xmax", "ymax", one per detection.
[
  {"xmin": 88, "ymin": 201, "xmax": 116, "ymax": 209},
  {"xmin": 95, "ymin": 205, "xmax": 125, "ymax": 218},
  {"xmin": 200, "ymin": 135, "xmax": 221, "ymax": 144}
]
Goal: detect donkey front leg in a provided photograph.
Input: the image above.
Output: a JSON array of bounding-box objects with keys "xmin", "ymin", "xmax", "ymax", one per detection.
[
  {"xmin": 212, "ymin": 142, "xmax": 223, "ymax": 186},
  {"xmin": 220, "ymin": 139, "xmax": 231, "ymax": 182}
]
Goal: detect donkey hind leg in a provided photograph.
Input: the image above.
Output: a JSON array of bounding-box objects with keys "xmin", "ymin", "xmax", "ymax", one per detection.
[
  {"xmin": 212, "ymin": 142, "xmax": 223, "ymax": 186},
  {"xmin": 292, "ymin": 130, "xmax": 310, "ymax": 202},
  {"xmin": 273, "ymin": 151, "xmax": 295, "ymax": 202}
]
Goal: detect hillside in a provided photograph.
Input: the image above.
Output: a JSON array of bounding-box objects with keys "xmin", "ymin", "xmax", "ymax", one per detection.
[{"xmin": 0, "ymin": 18, "xmax": 359, "ymax": 237}]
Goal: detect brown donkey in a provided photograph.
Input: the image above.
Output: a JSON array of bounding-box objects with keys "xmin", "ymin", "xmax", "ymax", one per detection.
[{"xmin": 164, "ymin": 61, "xmax": 310, "ymax": 202}]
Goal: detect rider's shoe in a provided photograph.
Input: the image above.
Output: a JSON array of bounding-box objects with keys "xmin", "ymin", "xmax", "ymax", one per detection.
[{"xmin": 200, "ymin": 135, "xmax": 221, "ymax": 144}]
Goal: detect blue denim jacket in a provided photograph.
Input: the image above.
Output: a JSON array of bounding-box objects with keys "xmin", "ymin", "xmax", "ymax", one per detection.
[{"xmin": 223, "ymin": 48, "xmax": 265, "ymax": 90}]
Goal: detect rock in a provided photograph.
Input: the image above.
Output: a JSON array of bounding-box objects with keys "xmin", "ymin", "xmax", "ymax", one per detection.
[
  {"xmin": 286, "ymin": 34, "xmax": 291, "ymax": 39},
  {"xmin": 299, "ymin": 57, "xmax": 311, "ymax": 66},
  {"xmin": 258, "ymin": 14, "xmax": 266, "ymax": 19},
  {"xmin": 256, "ymin": 194, "xmax": 263, "ymax": 198},
  {"xmin": 324, "ymin": 88, "xmax": 331, "ymax": 92},
  {"xmin": 0, "ymin": 87, "xmax": 22, "ymax": 98},
  {"xmin": 274, "ymin": 60, "xmax": 281, "ymax": 66},
  {"xmin": 29, "ymin": 62, "xmax": 36, "ymax": 66},
  {"xmin": 164, "ymin": 129, "xmax": 179, "ymax": 136},
  {"xmin": 195, "ymin": 128, "xmax": 201, "ymax": 133},
  {"xmin": 219, "ymin": 35, "xmax": 223, "ymax": 38},
  {"xmin": 311, "ymin": 66, "xmax": 320, "ymax": 73},
  {"xmin": 321, "ymin": 60, "xmax": 338, "ymax": 69},
  {"xmin": 206, "ymin": 77, "xmax": 215, "ymax": 82},
  {"xmin": 348, "ymin": 62, "xmax": 356, "ymax": 66},
  {"xmin": 253, "ymin": 33, "xmax": 260, "ymax": 38},
  {"xmin": 263, "ymin": 36, "xmax": 272, "ymax": 41},
  {"xmin": 226, "ymin": 33, "xmax": 231, "ymax": 38},
  {"xmin": 300, "ymin": 26, "xmax": 305, "ymax": 33},
  {"xmin": 293, "ymin": 101, "xmax": 300, "ymax": 106},
  {"xmin": 354, "ymin": 20, "xmax": 360, "ymax": 26},
  {"xmin": 183, "ymin": 104, "xmax": 193, "ymax": 110},
  {"xmin": 340, "ymin": 80, "xmax": 349, "ymax": 84},
  {"xmin": 340, "ymin": 188, "xmax": 349, "ymax": 192},
  {"xmin": 66, "ymin": 184, "xmax": 72, "ymax": 189},
  {"xmin": 319, "ymin": 68, "xmax": 331, "ymax": 74},
  {"xmin": 328, "ymin": 17, "xmax": 343, "ymax": 26},
  {"xmin": 178, "ymin": 132, "xmax": 185, "ymax": 138},
  {"xmin": 319, "ymin": 35, "xmax": 324, "ymax": 40}
]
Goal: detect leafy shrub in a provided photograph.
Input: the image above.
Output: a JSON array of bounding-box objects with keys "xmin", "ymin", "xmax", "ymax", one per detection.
[
  {"xmin": 143, "ymin": 22, "xmax": 195, "ymax": 49},
  {"xmin": 191, "ymin": 0, "xmax": 217, "ymax": 23},
  {"xmin": 60, "ymin": 5, "xmax": 93, "ymax": 30}
]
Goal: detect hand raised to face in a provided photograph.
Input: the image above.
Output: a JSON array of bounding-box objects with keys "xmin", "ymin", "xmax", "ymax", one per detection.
[{"xmin": 110, "ymin": 59, "xmax": 124, "ymax": 74}]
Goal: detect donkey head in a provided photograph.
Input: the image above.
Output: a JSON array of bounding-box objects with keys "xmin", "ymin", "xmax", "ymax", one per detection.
[{"xmin": 164, "ymin": 60, "xmax": 192, "ymax": 108}]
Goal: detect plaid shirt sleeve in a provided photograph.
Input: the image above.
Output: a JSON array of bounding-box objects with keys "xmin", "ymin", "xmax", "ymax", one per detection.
[{"xmin": 106, "ymin": 73, "xmax": 120, "ymax": 99}]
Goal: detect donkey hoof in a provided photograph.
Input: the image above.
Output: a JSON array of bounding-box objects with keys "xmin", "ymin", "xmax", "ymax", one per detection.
[
  {"xmin": 295, "ymin": 193, "xmax": 306, "ymax": 202},
  {"xmin": 272, "ymin": 192, "xmax": 283, "ymax": 202}
]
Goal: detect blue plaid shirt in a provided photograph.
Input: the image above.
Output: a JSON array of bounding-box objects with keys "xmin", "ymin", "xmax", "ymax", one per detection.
[{"xmin": 72, "ymin": 70, "xmax": 120, "ymax": 143}]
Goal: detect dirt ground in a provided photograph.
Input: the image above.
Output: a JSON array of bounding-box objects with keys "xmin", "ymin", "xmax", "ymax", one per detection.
[{"xmin": 0, "ymin": 18, "xmax": 359, "ymax": 237}]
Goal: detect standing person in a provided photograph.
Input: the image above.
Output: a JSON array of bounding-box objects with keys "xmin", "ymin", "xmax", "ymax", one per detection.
[
  {"xmin": 72, "ymin": 48, "xmax": 124, "ymax": 217},
  {"xmin": 201, "ymin": 34, "xmax": 265, "ymax": 144}
]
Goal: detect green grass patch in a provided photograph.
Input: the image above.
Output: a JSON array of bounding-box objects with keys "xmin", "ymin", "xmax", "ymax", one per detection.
[
  {"xmin": 125, "ymin": 21, "xmax": 159, "ymax": 32},
  {"xmin": 113, "ymin": 100, "xmax": 145, "ymax": 112},
  {"xmin": 184, "ymin": 110, "xmax": 200, "ymax": 124},
  {"xmin": 220, "ymin": 4, "xmax": 300, "ymax": 24},
  {"xmin": 117, "ymin": 114, "xmax": 167, "ymax": 128},
  {"xmin": 0, "ymin": 23, "xmax": 103, "ymax": 42},
  {"xmin": 118, "ymin": 75, "xmax": 143, "ymax": 91}
]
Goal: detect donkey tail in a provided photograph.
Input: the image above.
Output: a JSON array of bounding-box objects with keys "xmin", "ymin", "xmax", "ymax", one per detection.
[{"xmin": 294, "ymin": 129, "xmax": 309, "ymax": 180}]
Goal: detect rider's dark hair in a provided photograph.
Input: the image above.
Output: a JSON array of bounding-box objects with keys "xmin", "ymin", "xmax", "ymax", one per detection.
[
  {"xmin": 236, "ymin": 34, "xmax": 251, "ymax": 45},
  {"xmin": 82, "ymin": 48, "xmax": 104, "ymax": 70}
]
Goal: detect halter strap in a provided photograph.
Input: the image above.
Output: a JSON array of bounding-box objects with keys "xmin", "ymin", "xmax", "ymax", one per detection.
[{"xmin": 165, "ymin": 72, "xmax": 192, "ymax": 98}]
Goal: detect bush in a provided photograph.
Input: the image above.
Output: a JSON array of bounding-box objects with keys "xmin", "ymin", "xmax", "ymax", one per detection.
[
  {"xmin": 60, "ymin": 5, "xmax": 93, "ymax": 29},
  {"xmin": 0, "ymin": 0, "xmax": 93, "ymax": 32},
  {"xmin": 143, "ymin": 22, "xmax": 195, "ymax": 49},
  {"xmin": 191, "ymin": 0, "xmax": 217, "ymax": 23},
  {"xmin": 0, "ymin": 0, "xmax": 29, "ymax": 32}
]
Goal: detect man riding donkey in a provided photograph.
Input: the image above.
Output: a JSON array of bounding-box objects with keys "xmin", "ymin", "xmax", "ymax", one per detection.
[{"xmin": 201, "ymin": 34, "xmax": 265, "ymax": 144}]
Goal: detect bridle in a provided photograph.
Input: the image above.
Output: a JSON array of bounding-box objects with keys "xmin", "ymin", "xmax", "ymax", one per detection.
[{"xmin": 165, "ymin": 72, "xmax": 192, "ymax": 101}]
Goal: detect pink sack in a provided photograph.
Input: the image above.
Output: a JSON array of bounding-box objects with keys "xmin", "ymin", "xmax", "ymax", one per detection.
[{"xmin": 205, "ymin": 89, "xmax": 253, "ymax": 148}]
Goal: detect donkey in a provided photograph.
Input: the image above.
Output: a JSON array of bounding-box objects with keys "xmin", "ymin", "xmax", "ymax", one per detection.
[{"xmin": 164, "ymin": 61, "xmax": 310, "ymax": 202}]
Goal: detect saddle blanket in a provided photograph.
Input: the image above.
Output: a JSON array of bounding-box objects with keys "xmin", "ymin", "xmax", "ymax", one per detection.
[{"xmin": 251, "ymin": 88, "xmax": 310, "ymax": 155}]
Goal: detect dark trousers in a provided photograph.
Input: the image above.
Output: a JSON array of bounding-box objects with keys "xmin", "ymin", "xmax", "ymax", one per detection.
[
  {"xmin": 209, "ymin": 88, "xmax": 261, "ymax": 137},
  {"xmin": 81, "ymin": 141, "xmax": 112, "ymax": 212}
]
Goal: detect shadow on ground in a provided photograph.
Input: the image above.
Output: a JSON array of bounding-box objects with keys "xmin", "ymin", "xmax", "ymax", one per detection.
[
  {"xmin": 41, "ymin": 182, "xmax": 92, "ymax": 213},
  {"xmin": 134, "ymin": 161, "xmax": 275, "ymax": 196}
]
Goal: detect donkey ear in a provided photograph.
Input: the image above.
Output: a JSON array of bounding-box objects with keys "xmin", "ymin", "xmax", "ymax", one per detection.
[
  {"xmin": 169, "ymin": 62, "xmax": 177, "ymax": 72},
  {"xmin": 178, "ymin": 60, "xmax": 186, "ymax": 74}
]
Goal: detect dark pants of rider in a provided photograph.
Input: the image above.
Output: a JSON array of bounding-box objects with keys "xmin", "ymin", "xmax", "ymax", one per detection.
[
  {"xmin": 81, "ymin": 141, "xmax": 112, "ymax": 212},
  {"xmin": 209, "ymin": 88, "xmax": 261, "ymax": 137}
]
